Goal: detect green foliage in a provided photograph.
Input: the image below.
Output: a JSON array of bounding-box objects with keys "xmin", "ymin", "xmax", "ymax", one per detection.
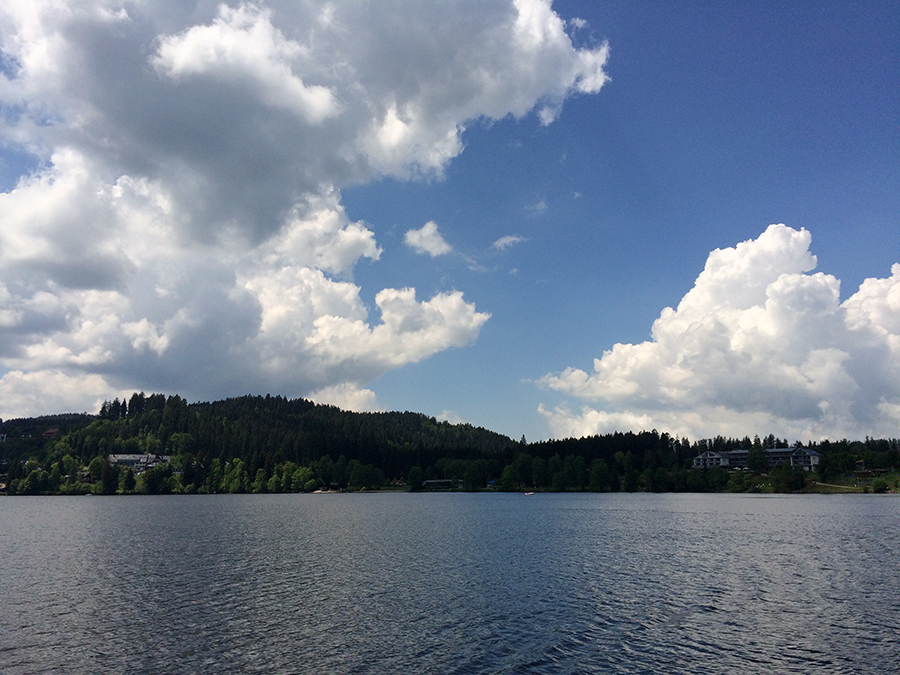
[
  {"xmin": 407, "ymin": 466, "xmax": 424, "ymax": 490},
  {"xmin": 100, "ymin": 460, "xmax": 119, "ymax": 495},
  {"xmin": 348, "ymin": 460, "xmax": 384, "ymax": 490},
  {"xmin": 121, "ymin": 468, "xmax": 136, "ymax": 493},
  {"xmin": 746, "ymin": 446, "xmax": 768, "ymax": 473},
  {"xmin": 2, "ymin": 392, "xmax": 899, "ymax": 496},
  {"xmin": 564, "ymin": 454, "xmax": 586, "ymax": 490},
  {"xmin": 223, "ymin": 459, "xmax": 249, "ymax": 493},
  {"xmin": 500, "ymin": 464, "xmax": 519, "ymax": 491},
  {"xmin": 88, "ymin": 456, "xmax": 105, "ymax": 482},
  {"xmin": 726, "ymin": 471, "xmax": 758, "ymax": 493},
  {"xmin": 514, "ymin": 453, "xmax": 533, "ymax": 487},
  {"xmin": 251, "ymin": 468, "xmax": 268, "ymax": 494},
  {"xmin": 771, "ymin": 465, "xmax": 807, "ymax": 493},
  {"xmin": 463, "ymin": 461, "xmax": 488, "ymax": 491},
  {"xmin": 686, "ymin": 469, "xmax": 708, "ymax": 492},
  {"xmin": 140, "ymin": 463, "xmax": 173, "ymax": 494},
  {"xmin": 871, "ymin": 477, "xmax": 888, "ymax": 493},
  {"xmin": 623, "ymin": 468, "xmax": 639, "ymax": 492},
  {"xmin": 649, "ymin": 467, "xmax": 669, "ymax": 492},
  {"xmin": 706, "ymin": 467, "xmax": 729, "ymax": 491},
  {"xmin": 291, "ymin": 466, "xmax": 314, "ymax": 492},
  {"xmin": 531, "ymin": 457, "xmax": 547, "ymax": 488},
  {"xmin": 18, "ymin": 468, "xmax": 50, "ymax": 494},
  {"xmin": 588, "ymin": 459, "xmax": 613, "ymax": 492}
]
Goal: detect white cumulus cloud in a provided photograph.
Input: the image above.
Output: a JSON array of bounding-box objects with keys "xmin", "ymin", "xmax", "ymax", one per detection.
[
  {"xmin": 308, "ymin": 383, "xmax": 381, "ymax": 413},
  {"xmin": 538, "ymin": 224, "xmax": 900, "ymax": 441},
  {"xmin": 404, "ymin": 221, "xmax": 453, "ymax": 257},
  {"xmin": 152, "ymin": 4, "xmax": 339, "ymax": 124},
  {"xmin": 0, "ymin": 0, "xmax": 606, "ymax": 417}
]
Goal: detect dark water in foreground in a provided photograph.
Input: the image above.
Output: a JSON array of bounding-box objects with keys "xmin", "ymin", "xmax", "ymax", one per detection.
[{"xmin": 1, "ymin": 492, "xmax": 898, "ymax": 674}]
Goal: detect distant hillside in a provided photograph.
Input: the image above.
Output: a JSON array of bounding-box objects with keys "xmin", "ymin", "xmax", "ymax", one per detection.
[
  {"xmin": 0, "ymin": 393, "xmax": 520, "ymax": 493},
  {"xmin": 1, "ymin": 393, "xmax": 897, "ymax": 495}
]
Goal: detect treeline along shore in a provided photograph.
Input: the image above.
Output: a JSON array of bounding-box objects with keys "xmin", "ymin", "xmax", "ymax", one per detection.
[{"xmin": 1, "ymin": 393, "xmax": 898, "ymax": 495}]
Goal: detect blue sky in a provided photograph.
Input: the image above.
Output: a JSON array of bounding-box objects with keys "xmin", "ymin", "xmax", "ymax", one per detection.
[{"xmin": 1, "ymin": 1, "xmax": 898, "ymax": 442}]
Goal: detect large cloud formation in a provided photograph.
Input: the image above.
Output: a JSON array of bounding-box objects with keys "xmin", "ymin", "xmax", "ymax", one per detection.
[
  {"xmin": 539, "ymin": 225, "xmax": 900, "ymax": 441},
  {"xmin": 0, "ymin": 0, "xmax": 608, "ymax": 416}
]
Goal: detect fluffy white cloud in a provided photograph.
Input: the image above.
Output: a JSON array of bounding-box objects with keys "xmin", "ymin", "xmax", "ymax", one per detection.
[
  {"xmin": 307, "ymin": 288, "xmax": 490, "ymax": 374},
  {"xmin": 538, "ymin": 225, "xmax": 900, "ymax": 441},
  {"xmin": 0, "ymin": 0, "xmax": 605, "ymax": 417},
  {"xmin": 404, "ymin": 221, "xmax": 452, "ymax": 257},
  {"xmin": 152, "ymin": 4, "xmax": 338, "ymax": 124},
  {"xmin": 0, "ymin": 369, "xmax": 127, "ymax": 419},
  {"xmin": 308, "ymin": 383, "xmax": 380, "ymax": 413}
]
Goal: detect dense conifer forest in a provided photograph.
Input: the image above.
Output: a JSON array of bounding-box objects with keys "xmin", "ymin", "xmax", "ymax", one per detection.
[{"xmin": 1, "ymin": 393, "xmax": 898, "ymax": 495}]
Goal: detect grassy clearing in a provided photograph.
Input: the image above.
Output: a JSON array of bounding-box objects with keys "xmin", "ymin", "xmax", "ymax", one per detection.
[
  {"xmin": 805, "ymin": 481, "xmax": 864, "ymax": 494},
  {"xmin": 804, "ymin": 472, "xmax": 899, "ymax": 494}
]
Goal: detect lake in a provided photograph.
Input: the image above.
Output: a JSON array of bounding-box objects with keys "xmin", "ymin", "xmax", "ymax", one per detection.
[{"xmin": 1, "ymin": 492, "xmax": 898, "ymax": 674}]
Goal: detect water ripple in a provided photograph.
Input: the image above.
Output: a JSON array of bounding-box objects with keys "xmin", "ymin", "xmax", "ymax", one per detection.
[{"xmin": 1, "ymin": 493, "xmax": 899, "ymax": 674}]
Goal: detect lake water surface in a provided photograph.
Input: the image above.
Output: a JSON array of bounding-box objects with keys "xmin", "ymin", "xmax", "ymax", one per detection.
[{"xmin": 1, "ymin": 492, "xmax": 898, "ymax": 674}]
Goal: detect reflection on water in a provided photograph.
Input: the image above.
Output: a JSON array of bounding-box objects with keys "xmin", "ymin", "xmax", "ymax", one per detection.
[{"xmin": 1, "ymin": 493, "xmax": 898, "ymax": 674}]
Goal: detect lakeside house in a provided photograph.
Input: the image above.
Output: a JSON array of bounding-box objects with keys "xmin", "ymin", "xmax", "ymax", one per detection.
[
  {"xmin": 108, "ymin": 453, "xmax": 171, "ymax": 474},
  {"xmin": 693, "ymin": 447, "xmax": 821, "ymax": 471}
]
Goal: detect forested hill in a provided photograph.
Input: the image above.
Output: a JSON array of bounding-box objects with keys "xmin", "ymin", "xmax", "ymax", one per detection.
[
  {"xmin": 1, "ymin": 393, "xmax": 898, "ymax": 495},
  {"xmin": 6, "ymin": 393, "xmax": 514, "ymax": 465},
  {"xmin": 0, "ymin": 393, "xmax": 520, "ymax": 493}
]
